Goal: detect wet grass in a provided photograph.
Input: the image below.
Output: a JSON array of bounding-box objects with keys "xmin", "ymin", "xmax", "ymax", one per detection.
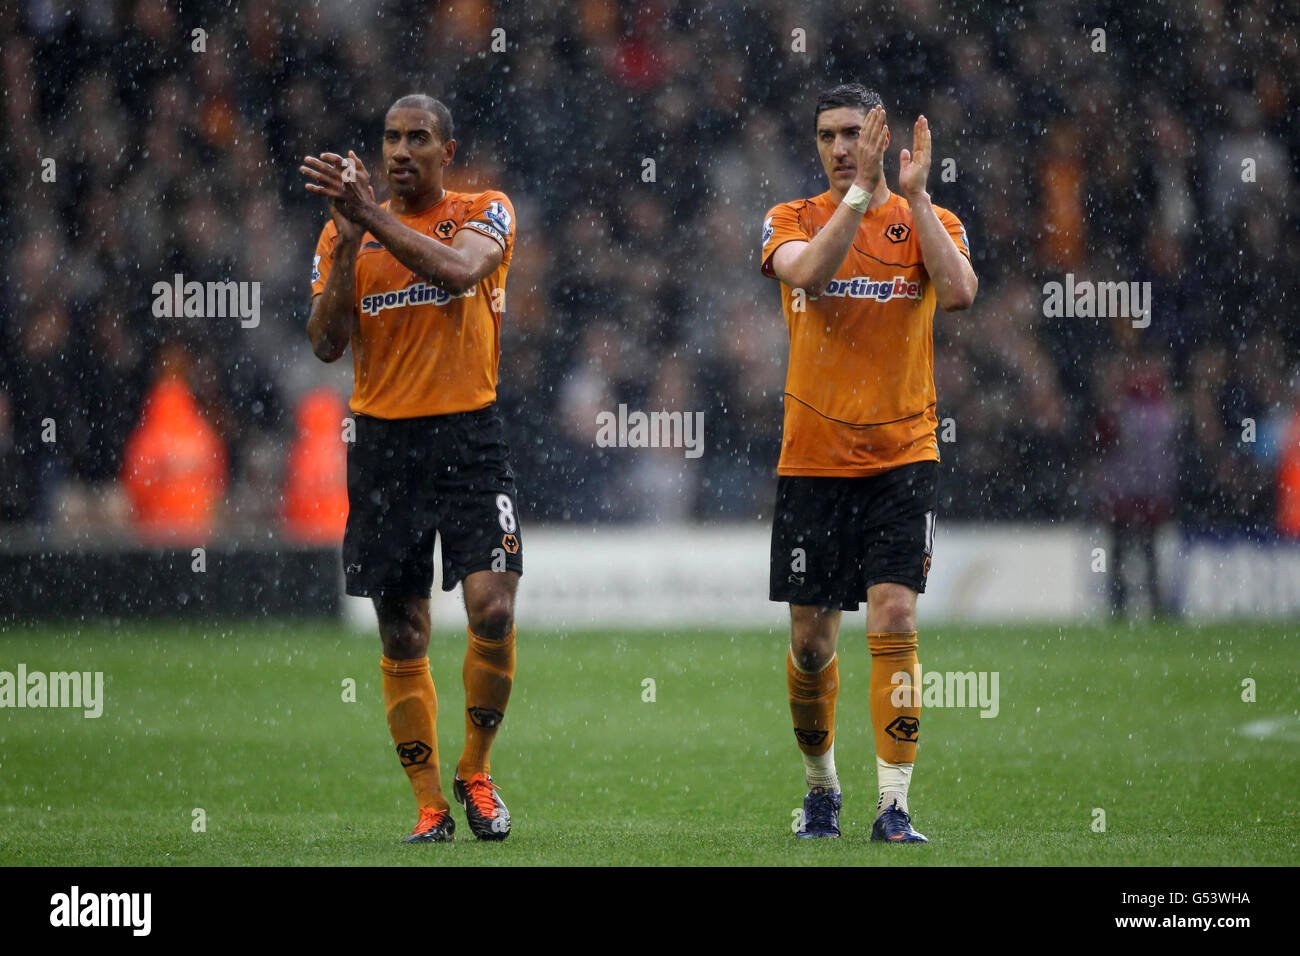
[{"xmin": 1, "ymin": 620, "xmax": 1297, "ymax": 866}]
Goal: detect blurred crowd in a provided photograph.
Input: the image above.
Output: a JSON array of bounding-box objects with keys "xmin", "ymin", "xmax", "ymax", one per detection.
[{"xmin": 1, "ymin": 0, "xmax": 1297, "ymax": 541}]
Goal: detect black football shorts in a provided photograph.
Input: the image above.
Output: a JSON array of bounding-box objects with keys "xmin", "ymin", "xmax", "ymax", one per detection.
[
  {"xmin": 769, "ymin": 461, "xmax": 938, "ymax": 611},
  {"xmin": 343, "ymin": 404, "xmax": 523, "ymax": 597}
]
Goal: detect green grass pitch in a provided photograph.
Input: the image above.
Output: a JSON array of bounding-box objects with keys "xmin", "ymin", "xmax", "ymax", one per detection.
[{"xmin": 1, "ymin": 620, "xmax": 1297, "ymax": 866}]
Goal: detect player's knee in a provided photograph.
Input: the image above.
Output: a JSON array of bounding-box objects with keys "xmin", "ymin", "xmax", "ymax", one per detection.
[
  {"xmin": 381, "ymin": 625, "xmax": 428, "ymax": 658},
  {"xmin": 790, "ymin": 638, "xmax": 834, "ymax": 673},
  {"xmin": 871, "ymin": 588, "xmax": 916, "ymax": 632},
  {"xmin": 377, "ymin": 601, "xmax": 430, "ymax": 657},
  {"xmin": 789, "ymin": 618, "xmax": 836, "ymax": 671},
  {"xmin": 469, "ymin": 594, "xmax": 514, "ymax": 641}
]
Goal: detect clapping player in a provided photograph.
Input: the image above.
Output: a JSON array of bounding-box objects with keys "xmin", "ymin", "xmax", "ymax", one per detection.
[
  {"xmin": 760, "ymin": 84, "xmax": 977, "ymax": 842},
  {"xmin": 301, "ymin": 95, "xmax": 522, "ymax": 844}
]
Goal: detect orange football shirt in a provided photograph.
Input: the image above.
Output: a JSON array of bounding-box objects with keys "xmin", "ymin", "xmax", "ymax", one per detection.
[
  {"xmin": 311, "ymin": 189, "xmax": 515, "ymax": 419},
  {"xmin": 761, "ymin": 190, "xmax": 970, "ymax": 476}
]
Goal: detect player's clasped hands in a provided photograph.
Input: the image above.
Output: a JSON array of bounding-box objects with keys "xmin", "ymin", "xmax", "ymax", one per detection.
[{"xmin": 300, "ymin": 150, "xmax": 377, "ymax": 235}]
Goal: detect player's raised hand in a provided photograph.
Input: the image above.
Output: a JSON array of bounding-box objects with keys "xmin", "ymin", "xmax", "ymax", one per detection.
[
  {"xmin": 899, "ymin": 115, "xmax": 931, "ymax": 201},
  {"xmin": 852, "ymin": 105, "xmax": 890, "ymax": 194}
]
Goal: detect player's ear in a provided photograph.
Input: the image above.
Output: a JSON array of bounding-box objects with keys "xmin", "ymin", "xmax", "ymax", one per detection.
[{"xmin": 443, "ymin": 139, "xmax": 456, "ymax": 167}]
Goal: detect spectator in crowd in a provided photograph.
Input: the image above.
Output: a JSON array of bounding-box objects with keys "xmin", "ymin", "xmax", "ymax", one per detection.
[
  {"xmin": 119, "ymin": 341, "xmax": 228, "ymax": 544},
  {"xmin": 282, "ymin": 387, "xmax": 348, "ymax": 544},
  {"xmin": 1092, "ymin": 334, "xmax": 1179, "ymax": 616}
]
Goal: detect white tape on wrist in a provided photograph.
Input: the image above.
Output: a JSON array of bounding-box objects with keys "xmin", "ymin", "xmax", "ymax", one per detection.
[{"xmin": 843, "ymin": 184, "xmax": 871, "ymax": 213}]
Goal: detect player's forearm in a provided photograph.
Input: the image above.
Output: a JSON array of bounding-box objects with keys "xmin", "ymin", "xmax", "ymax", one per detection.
[
  {"xmin": 308, "ymin": 238, "xmax": 358, "ymax": 362},
  {"xmin": 353, "ymin": 204, "xmax": 476, "ymax": 294},
  {"xmin": 783, "ymin": 202, "xmax": 864, "ymax": 295},
  {"xmin": 908, "ymin": 193, "xmax": 977, "ymax": 311}
]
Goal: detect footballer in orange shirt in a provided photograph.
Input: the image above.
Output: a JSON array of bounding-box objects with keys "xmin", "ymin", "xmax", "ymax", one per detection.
[
  {"xmin": 761, "ymin": 84, "xmax": 977, "ymax": 843},
  {"xmin": 301, "ymin": 95, "xmax": 519, "ymax": 844}
]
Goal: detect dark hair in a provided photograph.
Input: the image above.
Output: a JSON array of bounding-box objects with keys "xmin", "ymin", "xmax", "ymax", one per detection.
[
  {"xmin": 387, "ymin": 94, "xmax": 454, "ymax": 143},
  {"xmin": 814, "ymin": 83, "xmax": 884, "ymax": 127}
]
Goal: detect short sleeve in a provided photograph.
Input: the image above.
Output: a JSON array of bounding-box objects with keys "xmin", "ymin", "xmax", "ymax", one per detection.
[
  {"xmin": 310, "ymin": 221, "xmax": 337, "ymax": 296},
  {"xmin": 461, "ymin": 190, "xmax": 516, "ymax": 257},
  {"xmin": 935, "ymin": 206, "xmax": 971, "ymax": 260},
  {"xmin": 761, "ymin": 202, "xmax": 811, "ymax": 278}
]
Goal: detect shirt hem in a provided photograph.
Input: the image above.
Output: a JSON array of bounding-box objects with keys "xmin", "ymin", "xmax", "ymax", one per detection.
[
  {"xmin": 348, "ymin": 396, "xmax": 496, "ymax": 420},
  {"xmin": 777, "ymin": 449, "xmax": 939, "ymax": 477}
]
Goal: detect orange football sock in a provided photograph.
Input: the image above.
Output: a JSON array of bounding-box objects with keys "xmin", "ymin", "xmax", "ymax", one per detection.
[
  {"xmin": 787, "ymin": 648, "xmax": 838, "ymax": 757},
  {"xmin": 380, "ymin": 655, "xmax": 447, "ymax": 811},
  {"xmin": 868, "ymin": 631, "xmax": 921, "ymax": 765},
  {"xmin": 457, "ymin": 627, "xmax": 516, "ymax": 779}
]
